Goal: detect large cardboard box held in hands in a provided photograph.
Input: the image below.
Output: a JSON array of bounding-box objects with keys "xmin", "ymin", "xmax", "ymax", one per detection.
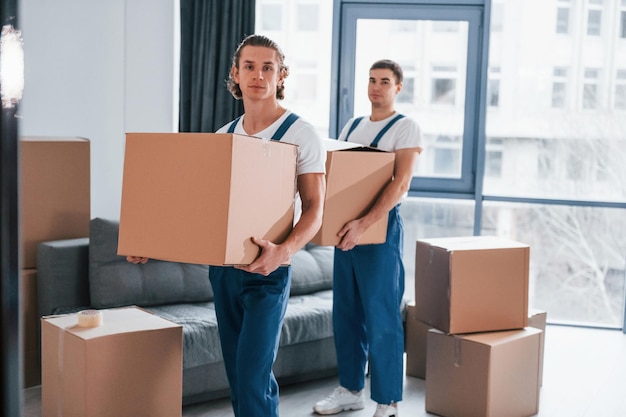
[
  {"xmin": 415, "ymin": 236, "xmax": 530, "ymax": 334},
  {"xmin": 41, "ymin": 307, "xmax": 183, "ymax": 417},
  {"xmin": 312, "ymin": 139, "xmax": 395, "ymax": 246},
  {"xmin": 20, "ymin": 137, "xmax": 91, "ymax": 268},
  {"xmin": 118, "ymin": 133, "xmax": 297, "ymax": 265},
  {"xmin": 426, "ymin": 327, "xmax": 542, "ymax": 417}
]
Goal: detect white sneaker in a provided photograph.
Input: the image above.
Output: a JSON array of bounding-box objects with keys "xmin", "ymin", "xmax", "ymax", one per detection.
[
  {"xmin": 313, "ymin": 386, "xmax": 365, "ymax": 415},
  {"xmin": 373, "ymin": 403, "xmax": 399, "ymax": 417}
]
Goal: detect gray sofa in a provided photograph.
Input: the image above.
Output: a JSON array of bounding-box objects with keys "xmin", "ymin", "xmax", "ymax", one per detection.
[{"xmin": 37, "ymin": 217, "xmax": 338, "ymax": 405}]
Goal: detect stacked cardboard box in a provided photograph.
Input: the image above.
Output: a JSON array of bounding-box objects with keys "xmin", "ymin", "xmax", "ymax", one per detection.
[
  {"xmin": 19, "ymin": 136, "xmax": 91, "ymax": 387},
  {"xmin": 41, "ymin": 307, "xmax": 183, "ymax": 417},
  {"xmin": 407, "ymin": 236, "xmax": 546, "ymax": 417}
]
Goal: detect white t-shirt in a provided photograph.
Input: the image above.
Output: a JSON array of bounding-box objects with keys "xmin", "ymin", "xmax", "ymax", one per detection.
[
  {"xmin": 217, "ymin": 110, "xmax": 326, "ymax": 176},
  {"xmin": 337, "ymin": 113, "xmax": 423, "ymax": 152}
]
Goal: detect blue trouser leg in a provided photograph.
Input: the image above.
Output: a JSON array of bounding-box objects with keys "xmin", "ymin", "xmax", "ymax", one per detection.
[
  {"xmin": 333, "ymin": 206, "xmax": 405, "ymax": 404},
  {"xmin": 209, "ymin": 265, "xmax": 291, "ymax": 417}
]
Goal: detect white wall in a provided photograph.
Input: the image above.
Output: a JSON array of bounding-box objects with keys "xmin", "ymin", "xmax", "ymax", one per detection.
[{"xmin": 20, "ymin": 0, "xmax": 178, "ymax": 220}]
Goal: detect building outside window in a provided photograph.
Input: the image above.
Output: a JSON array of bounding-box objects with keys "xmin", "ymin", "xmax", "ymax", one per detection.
[
  {"xmin": 621, "ymin": 4, "xmax": 626, "ymax": 38},
  {"xmin": 297, "ymin": 2, "xmax": 319, "ymax": 31},
  {"xmin": 261, "ymin": 3, "xmax": 283, "ymax": 31},
  {"xmin": 583, "ymin": 68, "xmax": 600, "ymax": 109},
  {"xmin": 587, "ymin": 1, "xmax": 603, "ymax": 36},
  {"xmin": 255, "ymin": 0, "xmax": 626, "ymax": 328},
  {"xmin": 491, "ymin": 2, "xmax": 503, "ymax": 32},
  {"xmin": 552, "ymin": 66, "xmax": 567, "ymax": 108},
  {"xmin": 556, "ymin": 1, "xmax": 571, "ymax": 34},
  {"xmin": 431, "ymin": 65, "xmax": 457, "ymax": 105},
  {"xmin": 615, "ymin": 69, "xmax": 626, "ymax": 109},
  {"xmin": 488, "ymin": 66, "xmax": 500, "ymax": 107}
]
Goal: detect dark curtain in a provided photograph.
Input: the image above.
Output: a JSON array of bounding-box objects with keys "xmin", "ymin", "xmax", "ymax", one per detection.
[{"xmin": 179, "ymin": 0, "xmax": 255, "ymax": 132}]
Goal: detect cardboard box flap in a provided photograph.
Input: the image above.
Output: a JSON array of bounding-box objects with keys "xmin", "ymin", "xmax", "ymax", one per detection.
[
  {"xmin": 42, "ymin": 307, "xmax": 181, "ymax": 340},
  {"xmin": 422, "ymin": 235, "xmax": 529, "ymax": 251},
  {"xmin": 461, "ymin": 327, "xmax": 542, "ymax": 346}
]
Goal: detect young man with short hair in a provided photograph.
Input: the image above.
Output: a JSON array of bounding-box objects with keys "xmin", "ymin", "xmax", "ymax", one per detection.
[{"xmin": 313, "ymin": 59, "xmax": 423, "ymax": 417}]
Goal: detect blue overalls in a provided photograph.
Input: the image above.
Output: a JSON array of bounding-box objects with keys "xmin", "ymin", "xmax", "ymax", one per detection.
[
  {"xmin": 333, "ymin": 114, "xmax": 406, "ymax": 404},
  {"xmin": 209, "ymin": 113, "xmax": 299, "ymax": 417}
]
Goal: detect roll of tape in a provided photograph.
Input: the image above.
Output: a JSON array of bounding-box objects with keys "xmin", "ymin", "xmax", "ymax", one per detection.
[{"xmin": 77, "ymin": 309, "xmax": 103, "ymax": 327}]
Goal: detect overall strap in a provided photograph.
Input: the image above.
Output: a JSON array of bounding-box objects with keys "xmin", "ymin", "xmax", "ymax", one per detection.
[
  {"xmin": 343, "ymin": 117, "xmax": 364, "ymax": 142},
  {"xmin": 226, "ymin": 113, "xmax": 299, "ymax": 141},
  {"xmin": 271, "ymin": 113, "xmax": 300, "ymax": 141},
  {"xmin": 226, "ymin": 116, "xmax": 242, "ymax": 133},
  {"xmin": 370, "ymin": 114, "xmax": 405, "ymax": 148}
]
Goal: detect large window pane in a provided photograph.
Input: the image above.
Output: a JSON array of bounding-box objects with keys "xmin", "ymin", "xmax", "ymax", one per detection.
[
  {"xmin": 485, "ymin": 2, "xmax": 626, "ymax": 203},
  {"xmin": 400, "ymin": 197, "xmax": 475, "ymax": 300},
  {"xmin": 482, "ymin": 202, "xmax": 626, "ymax": 328},
  {"xmin": 256, "ymin": 0, "xmax": 333, "ymax": 137},
  {"xmin": 347, "ymin": 18, "xmax": 470, "ymax": 181},
  {"xmin": 483, "ymin": 137, "xmax": 626, "ymax": 202}
]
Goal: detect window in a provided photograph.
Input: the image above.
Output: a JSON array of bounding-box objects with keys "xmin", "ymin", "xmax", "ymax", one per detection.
[
  {"xmin": 556, "ymin": 3, "xmax": 570, "ymax": 34},
  {"xmin": 485, "ymin": 137, "xmax": 503, "ymax": 177},
  {"xmin": 583, "ymin": 68, "xmax": 600, "ymax": 109},
  {"xmin": 431, "ymin": 65, "xmax": 457, "ymax": 105},
  {"xmin": 261, "ymin": 4, "xmax": 283, "ymax": 31},
  {"xmin": 491, "ymin": 3, "xmax": 503, "ymax": 33},
  {"xmin": 552, "ymin": 66, "xmax": 567, "ymax": 108},
  {"xmin": 292, "ymin": 73, "xmax": 318, "ymax": 101},
  {"xmin": 432, "ymin": 21, "xmax": 459, "ymax": 33},
  {"xmin": 488, "ymin": 67, "xmax": 500, "ymax": 107},
  {"xmin": 329, "ymin": 0, "xmax": 626, "ymax": 329},
  {"xmin": 397, "ymin": 77, "xmax": 415, "ymax": 104},
  {"xmin": 297, "ymin": 3, "xmax": 319, "ymax": 31},
  {"xmin": 616, "ymin": 69, "xmax": 626, "ymax": 110},
  {"xmin": 391, "ymin": 20, "xmax": 418, "ymax": 33},
  {"xmin": 621, "ymin": 1, "xmax": 626, "ymax": 38},
  {"xmin": 587, "ymin": 5, "xmax": 602, "ymax": 36},
  {"xmin": 432, "ymin": 135, "xmax": 461, "ymax": 176}
]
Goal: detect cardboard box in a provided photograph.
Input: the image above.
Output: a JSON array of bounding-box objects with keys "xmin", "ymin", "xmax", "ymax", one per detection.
[
  {"xmin": 311, "ymin": 139, "xmax": 394, "ymax": 246},
  {"xmin": 528, "ymin": 309, "xmax": 547, "ymax": 386},
  {"xmin": 118, "ymin": 133, "xmax": 298, "ymax": 265},
  {"xmin": 426, "ymin": 327, "xmax": 542, "ymax": 417},
  {"xmin": 20, "ymin": 137, "xmax": 91, "ymax": 268},
  {"xmin": 415, "ymin": 236, "xmax": 529, "ymax": 334},
  {"xmin": 21, "ymin": 268, "xmax": 41, "ymax": 388},
  {"xmin": 41, "ymin": 307, "xmax": 183, "ymax": 417},
  {"xmin": 405, "ymin": 302, "xmax": 434, "ymax": 379}
]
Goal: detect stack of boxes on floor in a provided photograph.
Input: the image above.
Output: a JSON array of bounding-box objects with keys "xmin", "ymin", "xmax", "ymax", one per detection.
[
  {"xmin": 19, "ymin": 137, "xmax": 91, "ymax": 388},
  {"xmin": 405, "ymin": 236, "xmax": 547, "ymax": 417}
]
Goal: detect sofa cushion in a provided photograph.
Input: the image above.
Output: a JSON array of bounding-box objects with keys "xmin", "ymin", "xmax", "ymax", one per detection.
[
  {"xmin": 147, "ymin": 289, "xmax": 334, "ymax": 369},
  {"xmin": 147, "ymin": 302, "xmax": 222, "ymax": 368},
  {"xmin": 89, "ymin": 218, "xmax": 212, "ymax": 308},
  {"xmin": 289, "ymin": 243, "xmax": 334, "ymax": 295}
]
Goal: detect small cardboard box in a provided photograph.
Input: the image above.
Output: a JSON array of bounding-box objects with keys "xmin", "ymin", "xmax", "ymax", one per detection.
[
  {"xmin": 528, "ymin": 309, "xmax": 547, "ymax": 386},
  {"xmin": 426, "ymin": 327, "xmax": 542, "ymax": 417},
  {"xmin": 311, "ymin": 139, "xmax": 394, "ymax": 246},
  {"xmin": 118, "ymin": 133, "xmax": 298, "ymax": 265},
  {"xmin": 20, "ymin": 137, "xmax": 91, "ymax": 268},
  {"xmin": 404, "ymin": 302, "xmax": 434, "ymax": 379},
  {"xmin": 41, "ymin": 307, "xmax": 183, "ymax": 417},
  {"xmin": 415, "ymin": 236, "xmax": 530, "ymax": 334}
]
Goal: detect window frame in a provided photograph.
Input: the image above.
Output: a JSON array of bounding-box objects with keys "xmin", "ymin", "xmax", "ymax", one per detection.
[{"xmin": 330, "ymin": 0, "xmax": 488, "ymax": 196}]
